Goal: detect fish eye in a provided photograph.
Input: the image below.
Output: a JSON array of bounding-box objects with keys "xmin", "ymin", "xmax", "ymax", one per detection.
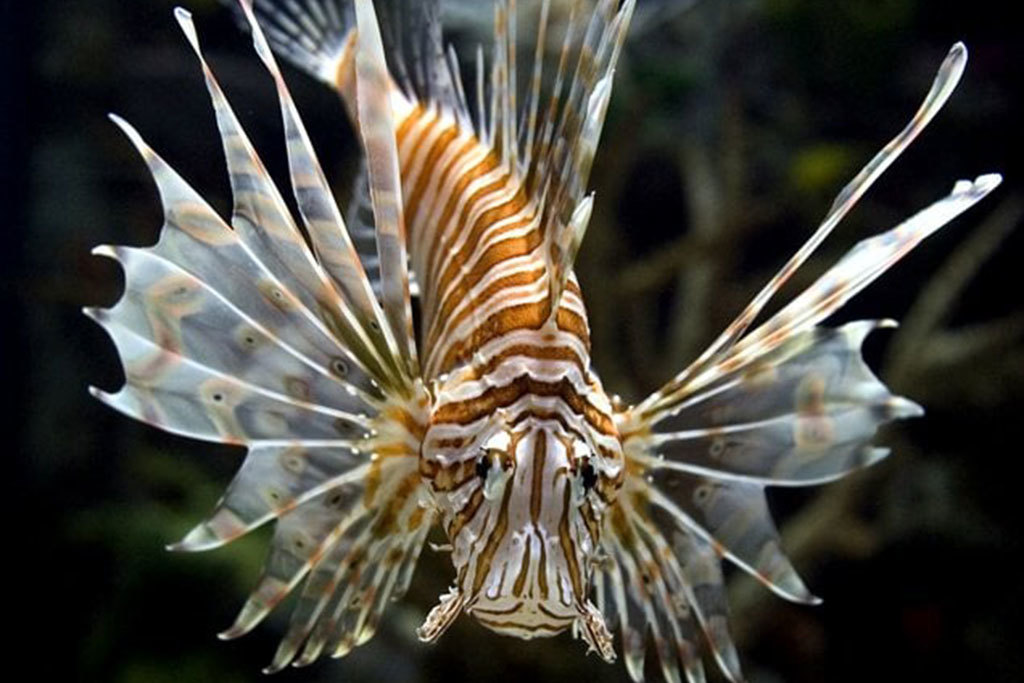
[
  {"xmin": 476, "ymin": 448, "xmax": 512, "ymax": 501},
  {"xmin": 580, "ymin": 460, "xmax": 597, "ymax": 491},
  {"xmin": 475, "ymin": 453, "xmax": 492, "ymax": 480}
]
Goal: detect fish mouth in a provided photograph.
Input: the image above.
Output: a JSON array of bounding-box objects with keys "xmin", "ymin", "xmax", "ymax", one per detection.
[
  {"xmin": 418, "ymin": 583, "xmax": 615, "ymax": 662},
  {"xmin": 469, "ymin": 596, "xmax": 578, "ymax": 639}
]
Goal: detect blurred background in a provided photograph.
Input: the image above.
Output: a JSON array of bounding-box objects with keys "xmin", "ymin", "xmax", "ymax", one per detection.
[{"xmin": 4, "ymin": 0, "xmax": 1022, "ymax": 681}]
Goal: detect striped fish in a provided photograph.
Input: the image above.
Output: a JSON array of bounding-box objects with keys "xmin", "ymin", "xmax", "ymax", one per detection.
[{"xmin": 86, "ymin": 0, "xmax": 1001, "ymax": 680}]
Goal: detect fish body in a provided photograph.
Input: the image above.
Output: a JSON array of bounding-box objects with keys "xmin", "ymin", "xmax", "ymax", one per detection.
[
  {"xmin": 351, "ymin": 0, "xmax": 628, "ymax": 648},
  {"xmin": 87, "ymin": 0, "xmax": 1000, "ymax": 680}
]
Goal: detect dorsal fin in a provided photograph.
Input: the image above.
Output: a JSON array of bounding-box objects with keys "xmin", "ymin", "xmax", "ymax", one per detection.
[
  {"xmin": 470, "ymin": 0, "xmax": 635, "ymax": 315},
  {"xmin": 524, "ymin": 0, "xmax": 633, "ymax": 315}
]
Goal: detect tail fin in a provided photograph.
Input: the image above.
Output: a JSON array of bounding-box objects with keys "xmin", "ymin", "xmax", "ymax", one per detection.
[
  {"xmin": 244, "ymin": 0, "xmax": 461, "ymax": 112},
  {"xmin": 247, "ymin": 0, "xmax": 358, "ymax": 89}
]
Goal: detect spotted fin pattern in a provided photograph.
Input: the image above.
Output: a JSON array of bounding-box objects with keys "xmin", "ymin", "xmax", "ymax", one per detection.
[
  {"xmin": 246, "ymin": 0, "xmax": 431, "ymax": 306},
  {"xmin": 602, "ymin": 43, "xmax": 1001, "ymax": 683},
  {"xmin": 642, "ymin": 321, "xmax": 916, "ymax": 488},
  {"xmin": 89, "ymin": 4, "xmax": 434, "ymax": 671},
  {"xmin": 239, "ymin": 0, "xmax": 635, "ymax": 373}
]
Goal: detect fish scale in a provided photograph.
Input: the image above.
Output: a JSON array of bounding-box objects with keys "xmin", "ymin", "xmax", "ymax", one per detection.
[{"xmin": 87, "ymin": 0, "xmax": 1001, "ymax": 680}]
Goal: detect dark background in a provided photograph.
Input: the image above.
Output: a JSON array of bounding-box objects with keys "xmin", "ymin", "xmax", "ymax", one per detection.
[{"xmin": 4, "ymin": 0, "xmax": 1022, "ymax": 681}]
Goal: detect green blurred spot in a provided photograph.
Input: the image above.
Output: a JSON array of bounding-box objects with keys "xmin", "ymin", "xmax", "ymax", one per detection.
[
  {"xmin": 840, "ymin": 0, "xmax": 914, "ymax": 31},
  {"xmin": 789, "ymin": 143, "xmax": 858, "ymax": 196},
  {"xmin": 117, "ymin": 655, "xmax": 249, "ymax": 683},
  {"xmin": 69, "ymin": 447, "xmax": 268, "ymax": 592}
]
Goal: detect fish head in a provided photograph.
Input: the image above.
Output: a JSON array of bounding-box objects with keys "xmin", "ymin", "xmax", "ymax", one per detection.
[{"xmin": 419, "ymin": 410, "xmax": 623, "ymax": 659}]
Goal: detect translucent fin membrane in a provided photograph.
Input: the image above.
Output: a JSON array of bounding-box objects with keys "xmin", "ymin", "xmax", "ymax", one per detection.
[
  {"xmin": 179, "ymin": 7, "xmax": 406, "ymax": 392},
  {"xmin": 612, "ymin": 42, "xmax": 1000, "ymax": 683},
  {"xmin": 641, "ymin": 43, "xmax": 997, "ymax": 413},
  {"xmin": 89, "ymin": 2, "xmax": 434, "ymax": 672},
  {"xmin": 640, "ymin": 321, "xmax": 915, "ymax": 487},
  {"xmin": 249, "ymin": 0, "xmax": 356, "ymax": 86}
]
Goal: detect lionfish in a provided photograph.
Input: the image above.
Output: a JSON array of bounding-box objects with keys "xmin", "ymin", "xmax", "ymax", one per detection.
[{"xmin": 86, "ymin": 0, "xmax": 1000, "ymax": 680}]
